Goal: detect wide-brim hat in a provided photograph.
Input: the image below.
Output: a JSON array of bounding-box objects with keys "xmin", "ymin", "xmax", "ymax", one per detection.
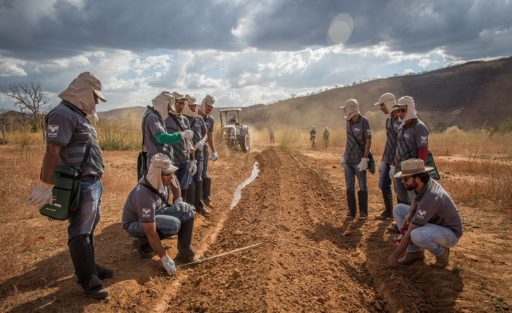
[
  {"xmin": 78, "ymin": 72, "xmax": 106, "ymax": 102},
  {"xmin": 394, "ymin": 158, "xmax": 433, "ymax": 178}
]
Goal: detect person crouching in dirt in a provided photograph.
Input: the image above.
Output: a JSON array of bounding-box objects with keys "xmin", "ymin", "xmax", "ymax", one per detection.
[
  {"xmin": 32, "ymin": 72, "xmax": 112, "ymax": 299},
  {"xmin": 183, "ymin": 95, "xmax": 211, "ymax": 216},
  {"xmin": 394, "ymin": 96, "xmax": 429, "ymax": 205},
  {"xmin": 323, "ymin": 127, "xmax": 330, "ymax": 148},
  {"xmin": 165, "ymin": 92, "xmax": 195, "ymax": 205},
  {"xmin": 387, "ymin": 159, "xmax": 463, "ymax": 268},
  {"xmin": 122, "ymin": 153, "xmax": 198, "ymax": 276},
  {"xmin": 339, "ymin": 99, "xmax": 372, "ymax": 220},
  {"xmin": 310, "ymin": 125, "xmax": 317, "ymax": 148},
  {"xmin": 198, "ymin": 95, "xmax": 218, "ymax": 206},
  {"xmin": 374, "ymin": 93, "xmax": 401, "ymax": 220}
]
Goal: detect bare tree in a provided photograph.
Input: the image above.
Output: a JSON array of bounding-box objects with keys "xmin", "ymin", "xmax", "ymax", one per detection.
[
  {"xmin": 1, "ymin": 82, "xmax": 50, "ymax": 133},
  {"xmin": 1, "ymin": 82, "xmax": 49, "ymax": 115}
]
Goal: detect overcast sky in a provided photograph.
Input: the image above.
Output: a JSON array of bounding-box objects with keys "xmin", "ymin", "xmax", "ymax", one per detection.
[{"xmin": 1, "ymin": 0, "xmax": 511, "ymax": 112}]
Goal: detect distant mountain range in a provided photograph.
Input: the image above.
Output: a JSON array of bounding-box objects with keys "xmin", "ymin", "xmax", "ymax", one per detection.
[{"xmin": 5, "ymin": 57, "xmax": 508, "ymax": 131}]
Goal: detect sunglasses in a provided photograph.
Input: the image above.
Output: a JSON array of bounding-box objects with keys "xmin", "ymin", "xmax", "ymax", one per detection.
[{"xmin": 398, "ymin": 108, "xmax": 407, "ymax": 113}]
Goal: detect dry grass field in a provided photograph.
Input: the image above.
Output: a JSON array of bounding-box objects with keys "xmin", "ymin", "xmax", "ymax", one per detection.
[{"xmin": 0, "ymin": 126, "xmax": 511, "ymax": 312}]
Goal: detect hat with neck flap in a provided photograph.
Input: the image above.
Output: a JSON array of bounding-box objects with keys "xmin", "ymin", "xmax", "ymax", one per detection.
[
  {"xmin": 146, "ymin": 153, "xmax": 178, "ymax": 192},
  {"xmin": 340, "ymin": 98, "xmax": 360, "ymax": 121},
  {"xmin": 397, "ymin": 96, "xmax": 417, "ymax": 123},
  {"xmin": 200, "ymin": 95, "xmax": 215, "ymax": 115},
  {"xmin": 58, "ymin": 72, "xmax": 106, "ymax": 115},
  {"xmin": 152, "ymin": 91, "xmax": 174, "ymax": 121},
  {"xmin": 170, "ymin": 92, "xmax": 187, "ymax": 116},
  {"xmin": 182, "ymin": 94, "xmax": 197, "ymax": 118},
  {"xmin": 375, "ymin": 92, "xmax": 398, "ymax": 114}
]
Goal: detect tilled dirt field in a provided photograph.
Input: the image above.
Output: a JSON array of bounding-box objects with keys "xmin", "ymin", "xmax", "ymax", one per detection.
[{"xmin": 0, "ymin": 145, "xmax": 511, "ymax": 312}]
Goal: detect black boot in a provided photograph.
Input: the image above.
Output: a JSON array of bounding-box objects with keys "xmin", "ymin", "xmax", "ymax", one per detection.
[
  {"xmin": 358, "ymin": 190, "xmax": 368, "ymax": 220},
  {"xmin": 68, "ymin": 235, "xmax": 110, "ymax": 299},
  {"xmin": 376, "ymin": 192, "xmax": 394, "ymax": 220},
  {"xmin": 185, "ymin": 182, "xmax": 195, "ymax": 205},
  {"xmin": 176, "ymin": 218, "xmax": 199, "ymax": 263},
  {"xmin": 194, "ymin": 180, "xmax": 210, "ymax": 216},
  {"xmin": 346, "ymin": 190, "xmax": 356, "ymax": 219},
  {"xmin": 202, "ymin": 177, "xmax": 212, "ymax": 206},
  {"xmin": 132, "ymin": 237, "xmax": 154, "ymax": 259},
  {"xmin": 89, "ymin": 235, "xmax": 113, "ymax": 280}
]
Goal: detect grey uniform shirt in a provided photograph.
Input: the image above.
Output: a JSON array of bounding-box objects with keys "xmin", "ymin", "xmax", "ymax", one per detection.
[
  {"xmin": 396, "ymin": 118, "xmax": 429, "ymax": 170},
  {"xmin": 122, "ymin": 178, "xmax": 169, "ymax": 228},
  {"xmin": 143, "ymin": 108, "xmax": 172, "ymax": 168},
  {"xmin": 187, "ymin": 115, "xmax": 208, "ymax": 157},
  {"xmin": 203, "ymin": 115, "xmax": 215, "ymax": 155},
  {"xmin": 381, "ymin": 116, "xmax": 401, "ymax": 164},
  {"xmin": 344, "ymin": 115, "xmax": 372, "ymax": 164},
  {"xmin": 45, "ymin": 101, "xmax": 104, "ymax": 177},
  {"xmin": 165, "ymin": 114, "xmax": 190, "ymax": 165},
  {"xmin": 411, "ymin": 180, "xmax": 463, "ymax": 238}
]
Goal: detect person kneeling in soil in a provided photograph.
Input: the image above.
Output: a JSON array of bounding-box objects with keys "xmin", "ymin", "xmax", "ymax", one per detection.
[
  {"xmin": 122, "ymin": 153, "xmax": 199, "ymax": 276},
  {"xmin": 387, "ymin": 159, "xmax": 463, "ymax": 268}
]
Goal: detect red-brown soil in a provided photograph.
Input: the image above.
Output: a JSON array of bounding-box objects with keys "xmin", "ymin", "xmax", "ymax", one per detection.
[{"xmin": 0, "ymin": 144, "xmax": 511, "ymax": 312}]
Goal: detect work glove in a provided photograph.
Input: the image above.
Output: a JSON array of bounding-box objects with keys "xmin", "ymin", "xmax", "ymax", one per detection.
[
  {"xmin": 28, "ymin": 185, "xmax": 53, "ymax": 207},
  {"xmin": 194, "ymin": 140, "xmax": 205, "ymax": 151},
  {"xmin": 180, "ymin": 130, "xmax": 194, "ymax": 140},
  {"xmin": 389, "ymin": 165, "xmax": 396, "ymax": 180},
  {"xmin": 189, "ymin": 160, "xmax": 197, "ymax": 176},
  {"xmin": 161, "ymin": 254, "xmax": 177, "ymax": 276},
  {"xmin": 357, "ymin": 158, "xmax": 369, "ymax": 172},
  {"xmin": 339, "ymin": 155, "xmax": 346, "ymax": 167},
  {"xmin": 209, "ymin": 151, "xmax": 219, "ymax": 161}
]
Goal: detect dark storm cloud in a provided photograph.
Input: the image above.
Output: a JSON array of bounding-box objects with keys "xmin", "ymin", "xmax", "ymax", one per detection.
[{"xmin": 0, "ymin": 0, "xmax": 511, "ymax": 60}]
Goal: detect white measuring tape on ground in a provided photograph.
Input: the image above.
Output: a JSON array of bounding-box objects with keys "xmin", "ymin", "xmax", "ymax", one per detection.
[{"xmin": 177, "ymin": 242, "xmax": 264, "ymax": 268}]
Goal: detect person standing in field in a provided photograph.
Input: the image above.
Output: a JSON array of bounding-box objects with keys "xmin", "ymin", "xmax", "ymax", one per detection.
[
  {"xmin": 165, "ymin": 92, "xmax": 195, "ymax": 203},
  {"xmin": 141, "ymin": 91, "xmax": 193, "ymax": 171},
  {"xmin": 323, "ymin": 127, "xmax": 330, "ymax": 148},
  {"xmin": 33, "ymin": 72, "xmax": 112, "ymax": 299},
  {"xmin": 269, "ymin": 126, "xmax": 275, "ymax": 144},
  {"xmin": 310, "ymin": 125, "xmax": 317, "ymax": 149},
  {"xmin": 198, "ymin": 95, "xmax": 218, "ymax": 206},
  {"xmin": 394, "ymin": 96, "xmax": 429, "ymax": 205},
  {"xmin": 374, "ymin": 93, "xmax": 401, "ymax": 220},
  {"xmin": 339, "ymin": 99, "xmax": 372, "ymax": 220},
  {"xmin": 183, "ymin": 95, "xmax": 210, "ymax": 216}
]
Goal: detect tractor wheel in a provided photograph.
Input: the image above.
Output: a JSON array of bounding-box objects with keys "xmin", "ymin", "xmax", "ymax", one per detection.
[{"xmin": 241, "ymin": 131, "xmax": 250, "ymax": 152}]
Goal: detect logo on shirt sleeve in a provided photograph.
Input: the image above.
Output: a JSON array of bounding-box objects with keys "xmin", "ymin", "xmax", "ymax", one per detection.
[
  {"xmin": 416, "ymin": 209, "xmax": 427, "ymax": 219},
  {"xmin": 142, "ymin": 208, "xmax": 151, "ymax": 218},
  {"xmin": 420, "ymin": 136, "xmax": 428, "ymax": 144},
  {"xmin": 47, "ymin": 125, "xmax": 59, "ymax": 138}
]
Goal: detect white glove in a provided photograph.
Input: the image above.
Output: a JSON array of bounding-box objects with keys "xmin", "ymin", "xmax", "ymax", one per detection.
[
  {"xmin": 28, "ymin": 185, "xmax": 53, "ymax": 207},
  {"xmin": 339, "ymin": 155, "xmax": 346, "ymax": 167},
  {"xmin": 180, "ymin": 130, "xmax": 194, "ymax": 140},
  {"xmin": 173, "ymin": 197, "xmax": 183, "ymax": 205},
  {"xmin": 209, "ymin": 151, "xmax": 219, "ymax": 161},
  {"xmin": 357, "ymin": 158, "xmax": 369, "ymax": 172},
  {"xmin": 161, "ymin": 255, "xmax": 177, "ymax": 276},
  {"xmin": 189, "ymin": 160, "xmax": 197, "ymax": 175},
  {"xmin": 389, "ymin": 165, "xmax": 396, "ymax": 180},
  {"xmin": 194, "ymin": 140, "xmax": 205, "ymax": 151}
]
